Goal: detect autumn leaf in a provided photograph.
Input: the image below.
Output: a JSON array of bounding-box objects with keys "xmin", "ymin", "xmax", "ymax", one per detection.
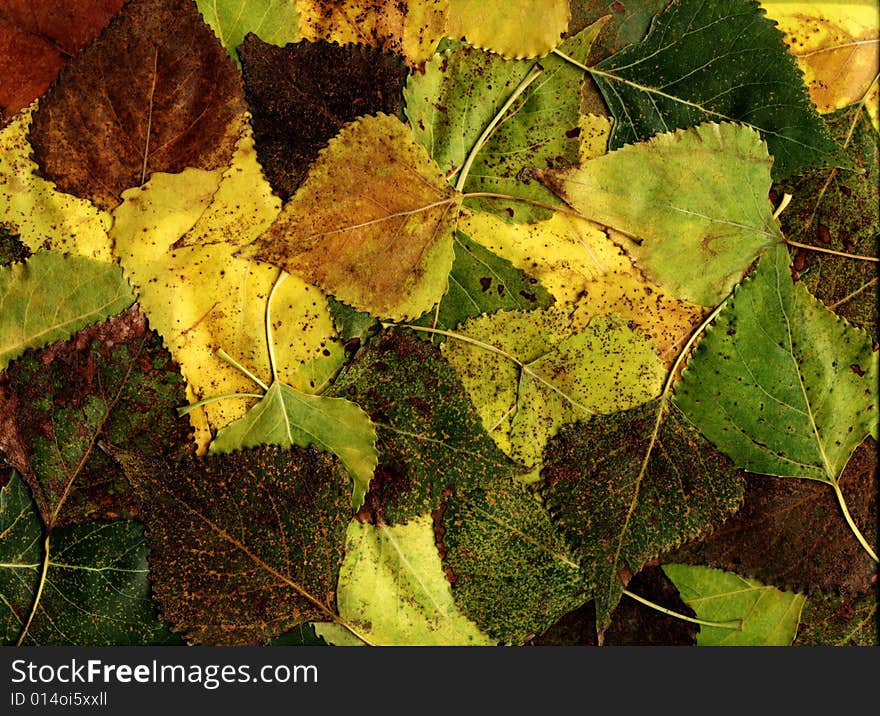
[
  {"xmin": 537, "ymin": 122, "xmax": 784, "ymax": 305},
  {"xmin": 241, "ymin": 113, "xmax": 459, "ymax": 321},
  {"xmin": 795, "ymin": 591, "xmax": 878, "ymax": 646},
  {"xmin": 315, "ymin": 515, "xmax": 494, "ymax": 645},
  {"xmin": 405, "ymin": 22, "xmax": 604, "ymax": 222},
  {"xmin": 29, "ymin": 0, "xmax": 247, "ymax": 210},
  {"xmin": 542, "ymin": 400, "xmax": 745, "ymax": 629},
  {"xmin": 0, "ymin": 306, "xmax": 193, "ymax": 528},
  {"xmin": 297, "ymin": 0, "xmax": 447, "ymax": 66},
  {"xmin": 240, "ymin": 35, "xmax": 406, "ymax": 200},
  {"xmin": 662, "ymin": 564, "xmax": 806, "ymax": 646},
  {"xmin": 444, "ymin": 0, "xmax": 570, "ymax": 58},
  {"xmin": 442, "ymin": 308, "xmax": 666, "ymax": 467},
  {"xmin": 0, "ymin": 108, "xmax": 112, "ymax": 260},
  {"xmin": 0, "ymin": 473, "xmax": 180, "ymax": 646},
  {"xmin": 667, "ymin": 438, "xmax": 877, "ymax": 595},
  {"xmin": 673, "ymin": 245, "xmax": 878, "ymax": 558},
  {"xmin": 0, "ymin": 0, "xmax": 123, "ymax": 124},
  {"xmin": 327, "ymin": 330, "xmax": 523, "ymax": 524},
  {"xmin": 0, "ymin": 252, "xmax": 134, "ymax": 372},
  {"xmin": 108, "ymin": 444, "xmax": 355, "ymax": 646},
  {"xmin": 197, "ymin": 0, "xmax": 301, "ymax": 63},
  {"xmin": 586, "ymin": 0, "xmax": 840, "ymax": 179},
  {"xmin": 442, "ymin": 479, "xmax": 588, "ymax": 645},
  {"xmin": 567, "ymin": 0, "xmax": 669, "ymax": 61}
]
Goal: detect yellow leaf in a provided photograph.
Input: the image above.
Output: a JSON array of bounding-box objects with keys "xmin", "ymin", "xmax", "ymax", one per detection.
[
  {"xmin": 761, "ymin": 1, "xmax": 879, "ymax": 127},
  {"xmin": 579, "ymin": 114, "xmax": 613, "ymax": 162},
  {"xmin": 297, "ymin": 0, "xmax": 447, "ymax": 66},
  {"xmin": 458, "ymin": 209, "xmax": 629, "ymax": 305},
  {"xmin": 445, "ymin": 0, "xmax": 570, "ymax": 58},
  {"xmin": 0, "ymin": 106, "xmax": 112, "ymax": 261},
  {"xmin": 111, "ymin": 129, "xmax": 340, "ymax": 450}
]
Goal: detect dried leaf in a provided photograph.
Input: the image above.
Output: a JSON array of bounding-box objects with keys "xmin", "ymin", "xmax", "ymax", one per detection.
[
  {"xmin": 29, "ymin": 0, "xmax": 247, "ymax": 210},
  {"xmin": 795, "ymin": 591, "xmax": 878, "ymax": 646}
]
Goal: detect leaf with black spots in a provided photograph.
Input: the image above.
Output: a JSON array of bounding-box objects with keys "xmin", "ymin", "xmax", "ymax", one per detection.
[
  {"xmin": 240, "ymin": 35, "xmax": 407, "ymax": 200},
  {"xmin": 107, "ymin": 444, "xmax": 355, "ymax": 645},
  {"xmin": 0, "ymin": 473, "xmax": 179, "ymax": 645},
  {"xmin": 589, "ymin": 0, "xmax": 840, "ymax": 179},
  {"xmin": 666, "ymin": 438, "xmax": 877, "ymax": 595},
  {"xmin": 542, "ymin": 400, "xmax": 744, "ymax": 628},
  {"xmin": 795, "ymin": 591, "xmax": 878, "ymax": 647},
  {"xmin": 327, "ymin": 330, "xmax": 523, "ymax": 524},
  {"xmin": 29, "ymin": 0, "xmax": 246, "ymax": 210},
  {"xmin": 0, "ymin": 306, "xmax": 192, "ymax": 528},
  {"xmin": 442, "ymin": 479, "xmax": 587, "ymax": 645}
]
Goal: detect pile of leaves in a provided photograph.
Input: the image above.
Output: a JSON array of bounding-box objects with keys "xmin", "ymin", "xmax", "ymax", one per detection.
[{"xmin": 1, "ymin": 0, "xmax": 877, "ymax": 647}]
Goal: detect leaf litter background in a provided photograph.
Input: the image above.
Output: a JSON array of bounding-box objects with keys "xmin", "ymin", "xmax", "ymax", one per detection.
[{"xmin": 0, "ymin": 0, "xmax": 877, "ymax": 647}]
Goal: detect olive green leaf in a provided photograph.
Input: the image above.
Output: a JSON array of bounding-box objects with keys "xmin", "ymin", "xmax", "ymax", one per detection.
[
  {"xmin": 662, "ymin": 564, "xmax": 806, "ymax": 646},
  {"xmin": 196, "ymin": 0, "xmax": 300, "ymax": 63},
  {"xmin": 0, "ymin": 251, "xmax": 134, "ymax": 371},
  {"xmin": 795, "ymin": 591, "xmax": 878, "ymax": 647}
]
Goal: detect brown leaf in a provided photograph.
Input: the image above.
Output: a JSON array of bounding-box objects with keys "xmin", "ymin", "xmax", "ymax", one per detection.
[
  {"xmin": 240, "ymin": 35, "xmax": 407, "ymax": 200},
  {"xmin": 29, "ymin": 0, "xmax": 246, "ymax": 210},
  {"xmin": 108, "ymin": 444, "xmax": 353, "ymax": 645},
  {"xmin": 0, "ymin": 1, "xmax": 123, "ymax": 124},
  {"xmin": 666, "ymin": 438, "xmax": 878, "ymax": 595}
]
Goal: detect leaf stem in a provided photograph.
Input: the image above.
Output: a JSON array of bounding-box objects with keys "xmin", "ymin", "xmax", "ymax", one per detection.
[
  {"xmin": 454, "ymin": 66, "xmax": 544, "ymax": 192},
  {"xmin": 216, "ymin": 348, "xmax": 269, "ymax": 392},
  {"xmin": 831, "ymin": 482, "xmax": 878, "ymax": 562},
  {"xmin": 17, "ymin": 532, "xmax": 51, "ymax": 646},
  {"xmin": 177, "ymin": 392, "xmax": 265, "ymax": 416},
  {"xmin": 266, "ymin": 270, "xmax": 288, "ymax": 382},
  {"xmin": 784, "ymin": 240, "xmax": 878, "ymax": 263},
  {"xmin": 772, "ymin": 192, "xmax": 792, "ymax": 220},
  {"xmin": 622, "ymin": 588, "xmax": 743, "ymax": 631}
]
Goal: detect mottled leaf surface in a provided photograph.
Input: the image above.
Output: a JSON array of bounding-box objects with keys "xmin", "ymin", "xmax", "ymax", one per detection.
[
  {"xmin": 405, "ymin": 24, "xmax": 603, "ymax": 222},
  {"xmin": 537, "ymin": 122, "xmax": 784, "ymax": 305},
  {"xmin": 109, "ymin": 445, "xmax": 353, "ymax": 645},
  {"xmin": 567, "ymin": 0, "xmax": 668, "ymax": 60},
  {"xmin": 0, "ymin": 0, "xmax": 123, "ymax": 123},
  {"xmin": 795, "ymin": 591, "xmax": 878, "ymax": 647},
  {"xmin": 0, "ymin": 252, "xmax": 134, "ymax": 371},
  {"xmin": 241, "ymin": 114, "xmax": 458, "ymax": 320},
  {"xmin": 667, "ymin": 439, "xmax": 877, "ymax": 595},
  {"xmin": 542, "ymin": 401, "xmax": 744, "ymax": 628},
  {"xmin": 197, "ymin": 0, "xmax": 300, "ymax": 63},
  {"xmin": 443, "ymin": 480, "xmax": 587, "ymax": 644},
  {"xmin": 662, "ymin": 563, "xmax": 807, "ymax": 646},
  {"xmin": 775, "ymin": 105, "xmax": 878, "ymax": 339},
  {"xmin": 328, "ymin": 330, "xmax": 522, "ymax": 524},
  {"xmin": 320, "ymin": 515, "xmax": 494, "ymax": 645},
  {"xmin": 0, "ymin": 473, "xmax": 178, "ymax": 646},
  {"xmin": 0, "ymin": 307, "xmax": 192, "ymax": 528},
  {"xmin": 30, "ymin": 0, "xmax": 246, "ymax": 210},
  {"xmin": 674, "ymin": 245, "xmax": 878, "ymax": 483},
  {"xmin": 240, "ymin": 35, "xmax": 406, "ymax": 200},
  {"xmin": 591, "ymin": 0, "xmax": 839, "ymax": 179}
]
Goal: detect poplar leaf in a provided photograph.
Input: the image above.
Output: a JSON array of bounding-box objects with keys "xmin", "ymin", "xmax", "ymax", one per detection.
[
  {"xmin": 241, "ymin": 114, "xmax": 459, "ymax": 321},
  {"xmin": 0, "ymin": 252, "xmax": 134, "ymax": 371},
  {"xmin": 795, "ymin": 591, "xmax": 878, "ymax": 647},
  {"xmin": 537, "ymin": 122, "xmax": 784, "ymax": 305},
  {"xmin": 197, "ymin": 0, "xmax": 300, "ymax": 63},
  {"xmin": 662, "ymin": 564, "xmax": 807, "ymax": 646}
]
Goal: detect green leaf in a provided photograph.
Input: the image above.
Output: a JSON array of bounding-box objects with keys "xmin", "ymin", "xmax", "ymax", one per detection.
[
  {"xmin": 196, "ymin": 0, "xmax": 300, "ymax": 64},
  {"xmin": 775, "ymin": 104, "xmax": 879, "ymax": 339},
  {"xmin": 542, "ymin": 400, "xmax": 745, "ymax": 628},
  {"xmin": 405, "ymin": 22, "xmax": 604, "ymax": 222},
  {"xmin": 537, "ymin": 122, "xmax": 784, "ymax": 305},
  {"xmin": 210, "ymin": 381, "xmax": 378, "ymax": 510},
  {"xmin": 0, "ymin": 307, "xmax": 192, "ymax": 528},
  {"xmin": 795, "ymin": 591, "xmax": 878, "ymax": 647},
  {"xmin": 318, "ymin": 515, "xmax": 494, "ymax": 645},
  {"xmin": 442, "ymin": 309, "xmax": 665, "ymax": 467},
  {"xmin": 588, "ymin": 0, "xmax": 840, "ymax": 180},
  {"xmin": 674, "ymin": 244, "xmax": 879, "ymax": 484},
  {"xmin": 0, "ymin": 251, "xmax": 134, "ymax": 371},
  {"xmin": 107, "ymin": 444, "xmax": 354, "ymax": 645},
  {"xmin": 662, "ymin": 564, "xmax": 806, "ymax": 646},
  {"xmin": 442, "ymin": 480, "xmax": 588, "ymax": 645},
  {"xmin": 568, "ymin": 0, "xmax": 669, "ymax": 60},
  {"xmin": 327, "ymin": 330, "xmax": 523, "ymax": 524},
  {"xmin": 0, "ymin": 473, "xmax": 179, "ymax": 645},
  {"xmin": 413, "ymin": 229, "xmax": 554, "ymax": 334}
]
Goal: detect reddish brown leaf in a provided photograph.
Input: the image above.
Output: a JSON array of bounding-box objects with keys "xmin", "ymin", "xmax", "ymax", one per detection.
[
  {"xmin": 0, "ymin": 1, "xmax": 123, "ymax": 124},
  {"xmin": 240, "ymin": 35, "xmax": 406, "ymax": 200},
  {"xmin": 29, "ymin": 0, "xmax": 246, "ymax": 210},
  {"xmin": 667, "ymin": 439, "xmax": 878, "ymax": 595}
]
